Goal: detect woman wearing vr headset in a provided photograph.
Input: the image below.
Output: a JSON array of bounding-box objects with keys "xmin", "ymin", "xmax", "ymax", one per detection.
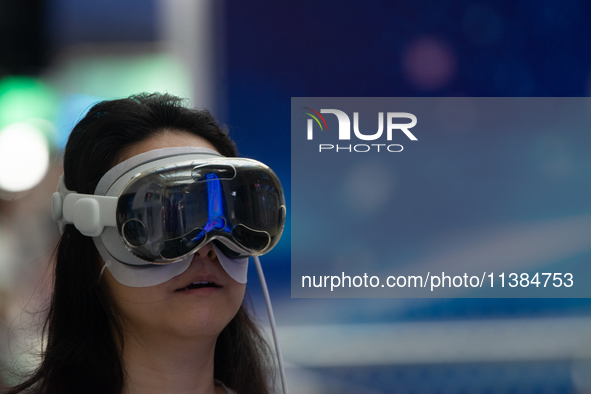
[{"xmin": 8, "ymin": 93, "xmax": 285, "ymax": 394}]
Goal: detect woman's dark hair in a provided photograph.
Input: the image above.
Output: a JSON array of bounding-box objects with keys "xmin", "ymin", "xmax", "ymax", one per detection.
[{"xmin": 7, "ymin": 93, "xmax": 273, "ymax": 394}]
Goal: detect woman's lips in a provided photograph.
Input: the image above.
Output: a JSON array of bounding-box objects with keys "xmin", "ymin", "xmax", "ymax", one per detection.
[
  {"xmin": 175, "ymin": 280, "xmax": 221, "ymax": 292},
  {"xmin": 175, "ymin": 272, "xmax": 222, "ymax": 292}
]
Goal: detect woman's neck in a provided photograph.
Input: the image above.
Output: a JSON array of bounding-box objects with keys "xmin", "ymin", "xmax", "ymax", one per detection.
[{"xmin": 121, "ymin": 329, "xmax": 224, "ymax": 394}]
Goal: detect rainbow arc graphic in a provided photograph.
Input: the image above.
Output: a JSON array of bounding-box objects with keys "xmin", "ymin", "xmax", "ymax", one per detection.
[{"xmin": 303, "ymin": 107, "xmax": 328, "ymax": 131}]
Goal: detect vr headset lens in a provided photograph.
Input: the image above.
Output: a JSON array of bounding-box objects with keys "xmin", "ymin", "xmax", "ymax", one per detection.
[{"xmin": 116, "ymin": 159, "xmax": 285, "ymax": 263}]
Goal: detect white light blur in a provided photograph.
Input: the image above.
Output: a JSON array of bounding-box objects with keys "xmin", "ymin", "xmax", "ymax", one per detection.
[
  {"xmin": 158, "ymin": 0, "xmax": 216, "ymax": 112},
  {"xmin": 0, "ymin": 122, "xmax": 50, "ymax": 193}
]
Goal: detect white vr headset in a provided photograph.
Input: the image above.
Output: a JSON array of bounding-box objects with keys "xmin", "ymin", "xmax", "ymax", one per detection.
[{"xmin": 51, "ymin": 146, "xmax": 286, "ymax": 287}]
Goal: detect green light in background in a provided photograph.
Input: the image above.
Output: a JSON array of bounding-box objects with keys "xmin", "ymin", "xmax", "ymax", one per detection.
[
  {"xmin": 0, "ymin": 77, "xmax": 56, "ymax": 197},
  {"xmin": 0, "ymin": 76, "xmax": 58, "ymax": 130}
]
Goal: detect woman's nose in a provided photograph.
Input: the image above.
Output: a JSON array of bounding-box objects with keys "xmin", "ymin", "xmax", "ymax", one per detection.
[{"xmin": 194, "ymin": 242, "xmax": 217, "ymax": 260}]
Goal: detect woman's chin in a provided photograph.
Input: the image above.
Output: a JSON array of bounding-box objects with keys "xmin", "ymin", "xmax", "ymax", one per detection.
[{"xmin": 157, "ymin": 303, "xmax": 237, "ymax": 340}]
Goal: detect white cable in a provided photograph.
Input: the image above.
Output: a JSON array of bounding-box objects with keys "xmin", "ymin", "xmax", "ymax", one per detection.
[
  {"xmin": 97, "ymin": 260, "xmax": 110, "ymax": 283},
  {"xmin": 253, "ymin": 255, "xmax": 289, "ymax": 394}
]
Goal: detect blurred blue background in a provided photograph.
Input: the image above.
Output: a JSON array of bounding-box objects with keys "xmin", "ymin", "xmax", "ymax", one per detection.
[{"xmin": 1, "ymin": 0, "xmax": 591, "ymax": 392}]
